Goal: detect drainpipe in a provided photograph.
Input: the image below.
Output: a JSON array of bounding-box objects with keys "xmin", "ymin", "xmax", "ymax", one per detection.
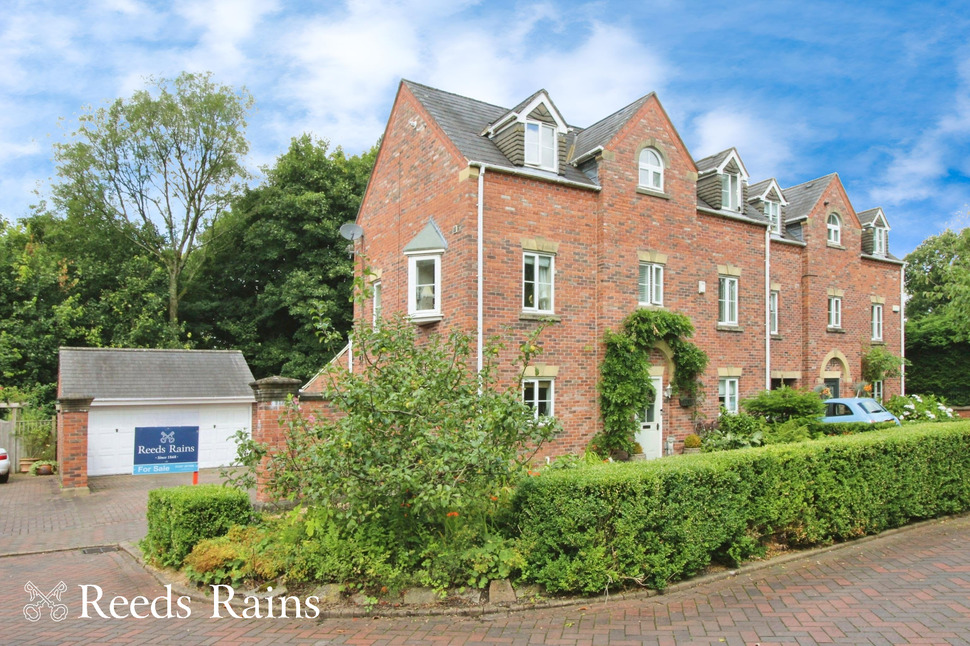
[
  {"xmin": 900, "ymin": 262, "xmax": 906, "ymax": 395},
  {"xmin": 765, "ymin": 226, "xmax": 771, "ymax": 390},
  {"xmin": 476, "ymin": 164, "xmax": 485, "ymax": 375}
]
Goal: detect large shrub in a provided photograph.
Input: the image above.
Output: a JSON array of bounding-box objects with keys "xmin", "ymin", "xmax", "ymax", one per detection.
[
  {"xmin": 141, "ymin": 485, "xmax": 252, "ymax": 568},
  {"xmin": 741, "ymin": 387, "xmax": 825, "ymax": 423},
  {"xmin": 700, "ymin": 410, "xmax": 767, "ymax": 451},
  {"xmin": 885, "ymin": 393, "xmax": 957, "ymax": 423},
  {"xmin": 229, "ymin": 313, "xmax": 557, "ymax": 590},
  {"xmin": 511, "ymin": 421, "xmax": 970, "ymax": 594}
]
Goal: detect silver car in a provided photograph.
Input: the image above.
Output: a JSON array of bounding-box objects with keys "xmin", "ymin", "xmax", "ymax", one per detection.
[{"xmin": 0, "ymin": 447, "xmax": 10, "ymax": 483}]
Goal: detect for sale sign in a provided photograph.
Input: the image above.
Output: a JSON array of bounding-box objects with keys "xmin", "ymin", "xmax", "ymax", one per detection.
[{"xmin": 133, "ymin": 426, "xmax": 199, "ymax": 475}]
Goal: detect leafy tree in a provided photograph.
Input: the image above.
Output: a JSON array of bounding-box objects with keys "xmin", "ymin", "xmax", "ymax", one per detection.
[
  {"xmin": 905, "ymin": 227, "xmax": 969, "ymax": 324},
  {"xmin": 184, "ymin": 135, "xmax": 377, "ymax": 380},
  {"xmin": 0, "ymin": 219, "xmax": 97, "ymax": 392},
  {"xmin": 51, "ymin": 72, "xmax": 254, "ymax": 330},
  {"xmin": 904, "ymin": 228, "xmax": 970, "ymax": 404}
]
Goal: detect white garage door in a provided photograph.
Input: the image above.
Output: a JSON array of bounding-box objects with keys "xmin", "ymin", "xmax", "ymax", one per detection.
[{"xmin": 87, "ymin": 403, "xmax": 251, "ymax": 476}]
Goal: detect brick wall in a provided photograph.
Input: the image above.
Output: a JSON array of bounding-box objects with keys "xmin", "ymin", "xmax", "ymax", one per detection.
[
  {"xmin": 57, "ymin": 398, "xmax": 92, "ymax": 492},
  {"xmin": 352, "ymin": 83, "xmax": 905, "ymax": 460}
]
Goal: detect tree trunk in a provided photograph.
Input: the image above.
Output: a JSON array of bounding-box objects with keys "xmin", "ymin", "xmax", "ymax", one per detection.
[{"xmin": 168, "ymin": 266, "xmax": 180, "ymax": 326}]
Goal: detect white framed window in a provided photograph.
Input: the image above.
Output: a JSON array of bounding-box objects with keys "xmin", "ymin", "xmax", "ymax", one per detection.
[
  {"xmin": 523, "ymin": 252, "xmax": 554, "ymax": 313},
  {"xmin": 523, "ymin": 378, "xmax": 554, "ymax": 419},
  {"xmin": 718, "ymin": 276, "xmax": 738, "ymax": 325},
  {"xmin": 638, "ymin": 148, "xmax": 664, "ymax": 191},
  {"xmin": 718, "ymin": 377, "xmax": 739, "ymax": 414},
  {"xmin": 827, "ymin": 214, "xmax": 842, "ymax": 245},
  {"xmin": 721, "ymin": 172, "xmax": 741, "ymax": 211},
  {"xmin": 525, "ymin": 121, "xmax": 557, "ymax": 171},
  {"xmin": 873, "ymin": 227, "xmax": 888, "ymax": 255},
  {"xmin": 638, "ymin": 262, "xmax": 664, "ymax": 306},
  {"xmin": 828, "ymin": 296, "xmax": 842, "ymax": 328},
  {"xmin": 871, "ymin": 304, "xmax": 883, "ymax": 341},
  {"xmin": 408, "ymin": 254, "xmax": 441, "ymax": 319},
  {"xmin": 769, "ymin": 290, "xmax": 779, "ymax": 335},
  {"xmin": 872, "ymin": 380, "xmax": 884, "ymax": 402},
  {"xmin": 765, "ymin": 200, "xmax": 781, "ymax": 235},
  {"xmin": 372, "ymin": 280, "xmax": 382, "ymax": 326}
]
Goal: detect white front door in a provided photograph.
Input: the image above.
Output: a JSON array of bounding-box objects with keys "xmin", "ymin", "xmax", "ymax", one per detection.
[{"xmin": 636, "ymin": 376, "xmax": 663, "ymax": 459}]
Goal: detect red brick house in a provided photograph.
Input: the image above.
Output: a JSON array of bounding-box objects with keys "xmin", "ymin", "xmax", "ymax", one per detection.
[{"xmin": 342, "ymin": 79, "xmax": 905, "ymax": 457}]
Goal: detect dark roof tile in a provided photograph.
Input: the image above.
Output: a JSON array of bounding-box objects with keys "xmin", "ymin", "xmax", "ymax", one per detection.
[
  {"xmin": 402, "ymin": 80, "xmax": 596, "ymax": 187},
  {"xmin": 58, "ymin": 348, "xmax": 255, "ymax": 400},
  {"xmin": 783, "ymin": 173, "xmax": 837, "ymax": 222}
]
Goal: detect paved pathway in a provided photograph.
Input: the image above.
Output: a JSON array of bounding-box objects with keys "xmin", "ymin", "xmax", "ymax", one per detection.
[
  {"xmin": 0, "ymin": 469, "xmax": 235, "ymax": 555},
  {"xmin": 2, "ymin": 472, "xmax": 970, "ymax": 644}
]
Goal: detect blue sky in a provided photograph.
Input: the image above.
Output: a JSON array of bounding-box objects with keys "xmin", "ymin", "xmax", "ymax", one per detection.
[{"xmin": 1, "ymin": 0, "xmax": 968, "ymax": 257}]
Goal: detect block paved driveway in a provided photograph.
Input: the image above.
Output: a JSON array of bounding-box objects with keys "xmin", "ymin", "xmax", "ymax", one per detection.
[
  {"xmin": 0, "ymin": 469, "xmax": 232, "ymax": 556},
  {"xmin": 2, "ymin": 472, "xmax": 970, "ymax": 644}
]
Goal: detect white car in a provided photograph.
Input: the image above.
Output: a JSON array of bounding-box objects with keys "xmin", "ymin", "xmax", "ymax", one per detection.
[{"xmin": 0, "ymin": 447, "xmax": 10, "ymax": 483}]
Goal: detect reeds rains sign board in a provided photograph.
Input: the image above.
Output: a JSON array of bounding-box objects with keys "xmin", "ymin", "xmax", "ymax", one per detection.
[{"xmin": 133, "ymin": 426, "xmax": 199, "ymax": 475}]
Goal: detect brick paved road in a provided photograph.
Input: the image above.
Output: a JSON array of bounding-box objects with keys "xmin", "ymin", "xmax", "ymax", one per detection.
[
  {"xmin": 2, "ymin": 494, "xmax": 970, "ymax": 644},
  {"xmin": 0, "ymin": 469, "xmax": 237, "ymax": 555}
]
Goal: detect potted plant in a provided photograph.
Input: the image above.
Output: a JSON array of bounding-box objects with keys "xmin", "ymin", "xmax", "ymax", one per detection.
[
  {"xmin": 15, "ymin": 422, "xmax": 56, "ymax": 473},
  {"xmin": 29, "ymin": 460, "xmax": 57, "ymax": 476},
  {"xmin": 683, "ymin": 434, "xmax": 702, "ymax": 454},
  {"xmin": 630, "ymin": 442, "xmax": 646, "ymax": 461}
]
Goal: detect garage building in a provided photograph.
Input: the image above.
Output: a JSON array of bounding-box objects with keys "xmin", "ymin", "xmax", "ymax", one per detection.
[{"xmin": 58, "ymin": 347, "xmax": 255, "ymax": 481}]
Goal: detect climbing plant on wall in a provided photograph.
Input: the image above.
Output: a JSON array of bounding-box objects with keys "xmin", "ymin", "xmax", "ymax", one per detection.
[{"xmin": 594, "ymin": 309, "xmax": 709, "ymax": 456}]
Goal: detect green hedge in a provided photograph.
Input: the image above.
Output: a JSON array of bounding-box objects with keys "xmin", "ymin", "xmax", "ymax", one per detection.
[
  {"xmin": 141, "ymin": 485, "xmax": 252, "ymax": 568},
  {"xmin": 511, "ymin": 422, "xmax": 970, "ymax": 594}
]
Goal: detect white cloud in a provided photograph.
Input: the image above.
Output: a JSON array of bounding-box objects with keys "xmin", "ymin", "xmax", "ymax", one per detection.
[
  {"xmin": 691, "ymin": 108, "xmax": 799, "ymax": 180},
  {"xmin": 174, "ymin": 0, "xmax": 281, "ymax": 76},
  {"xmin": 869, "ymin": 57, "xmax": 970, "ymax": 207},
  {"xmin": 274, "ymin": 2, "xmax": 665, "ymax": 150}
]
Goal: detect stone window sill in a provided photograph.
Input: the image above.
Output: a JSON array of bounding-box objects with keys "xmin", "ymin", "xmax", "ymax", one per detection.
[
  {"xmin": 410, "ymin": 313, "xmax": 442, "ymax": 325},
  {"xmin": 827, "ymin": 326, "xmax": 845, "ymax": 334},
  {"xmin": 636, "ymin": 187, "xmax": 671, "ymax": 200},
  {"xmin": 519, "ymin": 312, "xmax": 561, "ymax": 322},
  {"xmin": 716, "ymin": 324, "xmax": 743, "ymax": 332}
]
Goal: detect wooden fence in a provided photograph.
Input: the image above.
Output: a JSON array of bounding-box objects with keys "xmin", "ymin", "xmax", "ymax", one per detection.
[{"xmin": 0, "ymin": 418, "xmax": 56, "ymax": 469}]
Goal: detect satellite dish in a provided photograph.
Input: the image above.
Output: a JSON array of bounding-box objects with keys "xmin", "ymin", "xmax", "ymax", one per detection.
[{"xmin": 339, "ymin": 222, "xmax": 364, "ymax": 241}]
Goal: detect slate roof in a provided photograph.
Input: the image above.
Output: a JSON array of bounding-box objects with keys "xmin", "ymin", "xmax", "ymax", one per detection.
[
  {"xmin": 58, "ymin": 347, "xmax": 255, "ymax": 401},
  {"xmin": 746, "ymin": 179, "xmax": 773, "ymax": 201},
  {"xmin": 695, "ymin": 149, "xmax": 733, "ymax": 175},
  {"xmin": 696, "ymin": 197, "xmax": 770, "ymax": 227},
  {"xmin": 782, "ymin": 173, "xmax": 837, "ymax": 222},
  {"xmin": 572, "ymin": 94, "xmax": 653, "ymax": 161},
  {"xmin": 402, "ymin": 80, "xmax": 596, "ymax": 187},
  {"xmin": 857, "ymin": 208, "xmax": 885, "ymax": 227},
  {"xmin": 403, "ymin": 218, "xmax": 448, "ymax": 253}
]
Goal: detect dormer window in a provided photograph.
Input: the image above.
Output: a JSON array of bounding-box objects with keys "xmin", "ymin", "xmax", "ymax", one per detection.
[
  {"xmin": 827, "ymin": 214, "xmax": 842, "ymax": 245},
  {"xmin": 638, "ymin": 148, "xmax": 664, "ymax": 191},
  {"xmin": 873, "ymin": 225, "xmax": 888, "ymax": 255},
  {"xmin": 765, "ymin": 200, "xmax": 781, "ymax": 235},
  {"xmin": 721, "ymin": 172, "xmax": 741, "ymax": 211},
  {"xmin": 525, "ymin": 121, "xmax": 557, "ymax": 171}
]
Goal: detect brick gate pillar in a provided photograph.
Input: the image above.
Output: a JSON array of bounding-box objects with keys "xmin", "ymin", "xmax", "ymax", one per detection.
[
  {"xmin": 57, "ymin": 397, "xmax": 93, "ymax": 494},
  {"xmin": 250, "ymin": 377, "xmax": 302, "ymax": 503}
]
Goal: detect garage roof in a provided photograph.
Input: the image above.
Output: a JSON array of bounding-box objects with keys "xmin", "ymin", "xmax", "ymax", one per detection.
[{"xmin": 58, "ymin": 348, "xmax": 255, "ymax": 401}]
